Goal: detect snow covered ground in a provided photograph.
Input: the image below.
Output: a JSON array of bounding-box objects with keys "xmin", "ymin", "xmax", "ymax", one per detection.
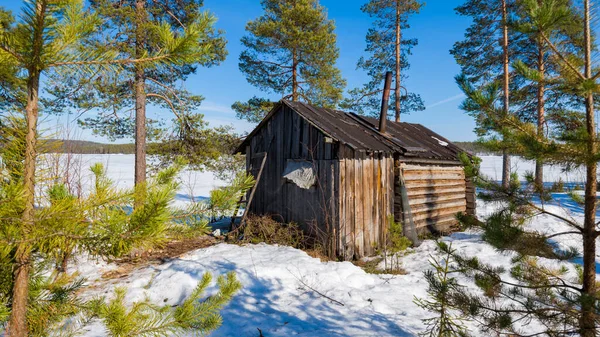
[
  {"xmin": 479, "ymin": 155, "xmax": 587, "ymax": 183},
  {"xmin": 33, "ymin": 154, "xmax": 596, "ymax": 336},
  {"xmin": 75, "ymin": 202, "xmax": 585, "ymax": 337}
]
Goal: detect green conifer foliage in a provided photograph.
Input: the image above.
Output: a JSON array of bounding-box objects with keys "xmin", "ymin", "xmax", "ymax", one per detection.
[
  {"xmin": 0, "ymin": 1, "xmax": 228, "ymax": 333},
  {"xmin": 94, "ymin": 272, "xmax": 241, "ymax": 337},
  {"xmin": 414, "ymin": 242, "xmax": 468, "ymax": 337},
  {"xmin": 233, "ymin": 0, "xmax": 346, "ymax": 122},
  {"xmin": 45, "ymin": 0, "xmax": 228, "ymax": 187},
  {"xmin": 341, "ymin": 0, "xmax": 425, "ymax": 121}
]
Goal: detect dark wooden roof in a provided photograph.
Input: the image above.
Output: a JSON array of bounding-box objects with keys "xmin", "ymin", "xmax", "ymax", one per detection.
[{"xmin": 237, "ymin": 100, "xmax": 465, "ymax": 164}]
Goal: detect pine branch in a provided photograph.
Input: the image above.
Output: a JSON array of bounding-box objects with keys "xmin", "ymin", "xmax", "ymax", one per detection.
[
  {"xmin": 540, "ymin": 33, "xmax": 584, "ymax": 81},
  {"xmin": 47, "ymin": 54, "xmax": 173, "ymax": 67},
  {"xmin": 146, "ymin": 93, "xmax": 183, "ymax": 120}
]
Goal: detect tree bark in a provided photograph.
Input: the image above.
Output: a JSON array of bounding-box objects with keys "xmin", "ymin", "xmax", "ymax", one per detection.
[
  {"xmin": 134, "ymin": 0, "xmax": 147, "ymax": 197},
  {"xmin": 580, "ymin": 1, "xmax": 597, "ymax": 336},
  {"xmin": 292, "ymin": 48, "xmax": 298, "ymax": 102},
  {"xmin": 501, "ymin": 0, "xmax": 511, "ymax": 189},
  {"xmin": 394, "ymin": 0, "xmax": 402, "ymax": 123},
  {"xmin": 535, "ymin": 35, "xmax": 545, "ymax": 190},
  {"xmin": 7, "ymin": 1, "xmax": 46, "ymax": 335}
]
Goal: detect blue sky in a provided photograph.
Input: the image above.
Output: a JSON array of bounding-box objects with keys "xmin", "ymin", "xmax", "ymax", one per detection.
[{"xmin": 1, "ymin": 0, "xmax": 477, "ymax": 142}]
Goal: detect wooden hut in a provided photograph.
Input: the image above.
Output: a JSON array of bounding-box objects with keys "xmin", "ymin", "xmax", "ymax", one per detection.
[{"xmin": 235, "ymin": 99, "xmax": 475, "ymax": 259}]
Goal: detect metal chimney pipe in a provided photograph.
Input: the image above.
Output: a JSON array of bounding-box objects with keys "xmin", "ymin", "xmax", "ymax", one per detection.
[{"xmin": 379, "ymin": 71, "xmax": 393, "ymax": 133}]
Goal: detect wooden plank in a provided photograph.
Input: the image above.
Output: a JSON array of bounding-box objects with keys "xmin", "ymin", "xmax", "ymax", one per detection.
[
  {"xmin": 409, "ymin": 190, "xmax": 467, "ymax": 200},
  {"xmin": 411, "ymin": 206, "xmax": 468, "ymax": 221},
  {"xmin": 313, "ymin": 129, "xmax": 321, "ymax": 160},
  {"xmin": 301, "ymin": 119, "xmax": 309, "ymax": 158},
  {"xmin": 382, "ymin": 156, "xmax": 391, "ymax": 245},
  {"xmin": 411, "ymin": 200, "xmax": 467, "ymax": 212},
  {"xmin": 325, "ymin": 142, "xmax": 332, "ymax": 160},
  {"xmin": 364, "ymin": 158, "xmax": 374, "ymax": 256},
  {"xmin": 354, "ymin": 158, "xmax": 364, "ymax": 258},
  {"xmin": 414, "ymin": 214, "xmax": 459, "ymax": 228},
  {"xmin": 407, "ymin": 186, "xmax": 466, "ymax": 197},
  {"xmin": 274, "ymin": 113, "xmax": 283, "ymax": 216},
  {"xmin": 373, "ymin": 157, "xmax": 381, "ymax": 253},
  {"xmin": 346, "ymin": 158, "xmax": 355, "ymax": 259},
  {"xmin": 415, "ymin": 218, "xmax": 459, "ymax": 233},
  {"xmin": 331, "ymin": 161, "xmax": 338, "ymax": 257},
  {"xmin": 291, "ymin": 113, "xmax": 300, "ymax": 159},
  {"xmin": 240, "ymin": 153, "xmax": 268, "ymax": 227},
  {"xmin": 403, "ymin": 172, "xmax": 465, "ymax": 181},
  {"xmin": 404, "ymin": 180, "xmax": 467, "ymax": 189},
  {"xmin": 409, "ymin": 193, "xmax": 467, "ymax": 206},
  {"xmin": 402, "ymin": 165, "xmax": 465, "ymax": 172},
  {"xmin": 393, "ymin": 160, "xmax": 403, "ymax": 225},
  {"xmin": 338, "ymin": 159, "xmax": 346, "ymax": 259},
  {"xmin": 283, "ymin": 109, "xmax": 293, "ymax": 221}
]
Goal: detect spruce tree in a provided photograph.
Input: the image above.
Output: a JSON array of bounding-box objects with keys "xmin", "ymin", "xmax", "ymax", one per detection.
[
  {"xmin": 341, "ymin": 0, "xmax": 425, "ymax": 122},
  {"xmin": 232, "ymin": 0, "xmax": 346, "ymax": 122}
]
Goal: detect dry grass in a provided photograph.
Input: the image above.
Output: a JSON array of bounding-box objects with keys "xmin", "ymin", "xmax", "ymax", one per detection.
[
  {"xmin": 354, "ymin": 257, "xmax": 408, "ymax": 275},
  {"xmin": 231, "ymin": 215, "xmax": 333, "ymax": 261}
]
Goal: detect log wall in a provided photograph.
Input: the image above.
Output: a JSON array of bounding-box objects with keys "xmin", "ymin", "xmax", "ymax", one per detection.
[{"xmin": 396, "ymin": 163, "xmax": 467, "ymax": 233}]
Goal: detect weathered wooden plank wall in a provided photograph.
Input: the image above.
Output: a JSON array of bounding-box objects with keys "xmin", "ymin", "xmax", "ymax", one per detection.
[
  {"xmin": 337, "ymin": 153, "xmax": 394, "ymax": 260},
  {"xmin": 246, "ymin": 105, "xmax": 340, "ymax": 240},
  {"xmin": 397, "ymin": 163, "xmax": 467, "ymax": 233},
  {"xmin": 465, "ymin": 178, "xmax": 476, "ymax": 216}
]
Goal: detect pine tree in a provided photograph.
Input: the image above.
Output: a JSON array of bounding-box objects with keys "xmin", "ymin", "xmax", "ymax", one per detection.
[
  {"xmin": 0, "ymin": 1, "xmax": 222, "ymax": 334},
  {"xmin": 47, "ymin": 0, "xmax": 227, "ymax": 190},
  {"xmin": 151, "ymin": 118, "xmax": 243, "ymax": 182},
  {"xmin": 414, "ymin": 242, "xmax": 468, "ymax": 337},
  {"xmin": 452, "ymin": 0, "xmax": 520, "ymax": 188},
  {"xmin": 445, "ymin": 1, "xmax": 600, "ymax": 334},
  {"xmin": 341, "ymin": 0, "xmax": 425, "ymax": 122},
  {"xmin": 91, "ymin": 272, "xmax": 241, "ymax": 337},
  {"xmin": 511, "ymin": 0, "xmax": 583, "ymax": 189},
  {"xmin": 232, "ymin": 0, "xmax": 346, "ymax": 122},
  {"xmin": 454, "ymin": 0, "xmax": 583, "ymax": 189}
]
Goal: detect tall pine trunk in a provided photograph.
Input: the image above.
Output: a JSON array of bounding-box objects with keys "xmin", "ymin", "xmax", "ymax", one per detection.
[
  {"xmin": 7, "ymin": 2, "xmax": 46, "ymax": 335},
  {"xmin": 580, "ymin": 1, "xmax": 597, "ymax": 335},
  {"xmin": 501, "ymin": 0, "xmax": 511, "ymax": 189},
  {"xmin": 8, "ymin": 72, "xmax": 40, "ymax": 337},
  {"xmin": 134, "ymin": 0, "xmax": 147, "ymax": 197},
  {"xmin": 292, "ymin": 48, "xmax": 298, "ymax": 102},
  {"xmin": 394, "ymin": 0, "xmax": 401, "ymax": 122},
  {"xmin": 535, "ymin": 37, "xmax": 545, "ymax": 189}
]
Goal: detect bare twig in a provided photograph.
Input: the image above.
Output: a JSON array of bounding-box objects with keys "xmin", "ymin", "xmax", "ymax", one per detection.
[{"xmin": 287, "ymin": 268, "xmax": 345, "ymax": 306}]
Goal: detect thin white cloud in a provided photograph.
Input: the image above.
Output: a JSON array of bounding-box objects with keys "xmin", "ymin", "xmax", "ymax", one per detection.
[
  {"xmin": 197, "ymin": 102, "xmax": 234, "ymax": 114},
  {"xmin": 204, "ymin": 116, "xmax": 254, "ymax": 133},
  {"xmin": 426, "ymin": 94, "xmax": 466, "ymax": 109}
]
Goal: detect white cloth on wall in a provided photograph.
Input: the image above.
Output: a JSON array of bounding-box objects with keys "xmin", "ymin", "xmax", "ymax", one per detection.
[{"xmin": 283, "ymin": 160, "xmax": 316, "ymax": 189}]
